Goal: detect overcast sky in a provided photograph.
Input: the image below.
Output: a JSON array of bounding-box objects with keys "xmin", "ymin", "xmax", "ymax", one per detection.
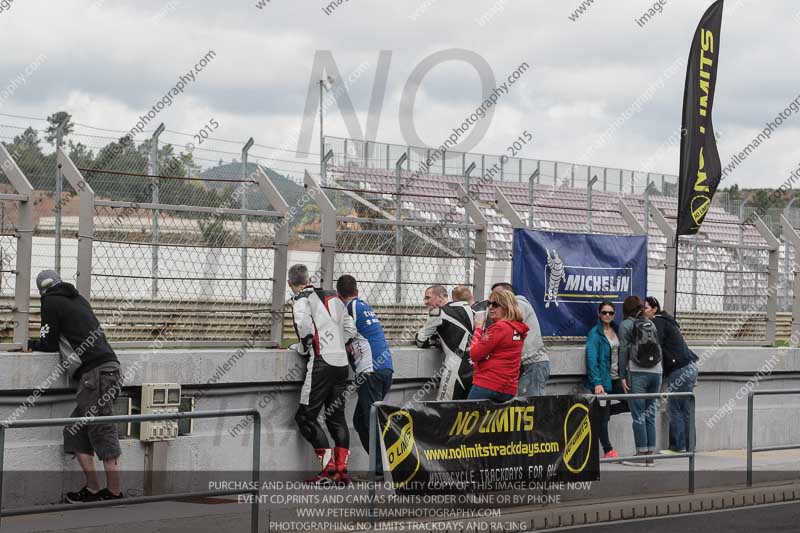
[{"xmin": 0, "ymin": 0, "xmax": 798, "ymax": 189}]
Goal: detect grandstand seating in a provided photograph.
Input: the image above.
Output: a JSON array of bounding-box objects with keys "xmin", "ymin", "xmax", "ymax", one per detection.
[{"xmin": 329, "ymin": 165, "xmax": 768, "ymax": 268}]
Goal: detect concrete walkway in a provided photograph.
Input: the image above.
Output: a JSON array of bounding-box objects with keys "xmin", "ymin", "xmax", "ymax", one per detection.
[{"xmin": 2, "ymin": 449, "xmax": 798, "ymax": 533}]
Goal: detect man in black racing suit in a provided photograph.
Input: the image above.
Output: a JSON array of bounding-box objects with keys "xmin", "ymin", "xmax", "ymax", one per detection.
[
  {"xmin": 288, "ymin": 264, "xmax": 357, "ymax": 485},
  {"xmin": 415, "ymin": 285, "xmax": 475, "ymax": 400}
]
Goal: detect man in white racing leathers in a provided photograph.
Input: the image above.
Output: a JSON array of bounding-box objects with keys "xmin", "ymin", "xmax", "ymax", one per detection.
[
  {"xmin": 415, "ymin": 285, "xmax": 475, "ymax": 400},
  {"xmin": 288, "ymin": 264, "xmax": 357, "ymax": 485}
]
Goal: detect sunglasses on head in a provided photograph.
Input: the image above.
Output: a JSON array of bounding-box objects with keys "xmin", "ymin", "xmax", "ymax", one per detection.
[
  {"xmin": 600, "ymin": 310, "xmax": 615, "ymax": 316},
  {"xmin": 488, "ymin": 301, "xmax": 501, "ymax": 309}
]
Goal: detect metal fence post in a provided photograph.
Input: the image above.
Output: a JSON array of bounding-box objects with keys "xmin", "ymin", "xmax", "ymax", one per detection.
[
  {"xmin": 689, "ymin": 394, "xmax": 695, "ymax": 493},
  {"xmin": 304, "ymin": 171, "xmax": 336, "ymax": 290},
  {"xmin": 781, "ymin": 215, "xmax": 800, "ymax": 342},
  {"xmin": 57, "ymin": 148, "xmax": 94, "ymax": 299},
  {"xmin": 395, "ymin": 153, "xmax": 408, "ymax": 304},
  {"xmin": 463, "ymin": 163, "xmax": 476, "ymax": 289},
  {"xmin": 652, "ymin": 205, "xmax": 677, "ymax": 314},
  {"xmin": 495, "ymin": 187, "xmax": 525, "ymax": 230},
  {"xmin": 55, "ymin": 124, "xmax": 63, "ymax": 273},
  {"xmin": 746, "ymin": 392, "xmax": 754, "ymax": 487},
  {"xmin": 255, "ymin": 166, "xmax": 290, "ymax": 343},
  {"xmin": 456, "ymin": 183, "xmax": 487, "ymax": 300},
  {"xmin": 528, "ymin": 167, "xmax": 539, "ymax": 229},
  {"xmin": 0, "ymin": 145, "xmax": 34, "ymax": 347},
  {"xmin": 150, "ymin": 124, "xmax": 165, "ymax": 298},
  {"xmin": 251, "ymin": 411, "xmax": 261, "ymax": 533},
  {"xmin": 587, "ymin": 175, "xmax": 597, "ymax": 233},
  {"xmin": 618, "ymin": 199, "xmax": 645, "ymax": 236},
  {"xmin": 754, "ymin": 214, "xmax": 779, "ymax": 345},
  {"xmin": 241, "ymin": 138, "xmax": 254, "ymax": 301}
]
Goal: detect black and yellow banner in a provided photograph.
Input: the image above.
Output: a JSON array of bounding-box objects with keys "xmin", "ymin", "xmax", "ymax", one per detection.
[
  {"xmin": 677, "ymin": 0, "xmax": 724, "ymax": 235},
  {"xmin": 377, "ymin": 396, "xmax": 599, "ymax": 494}
]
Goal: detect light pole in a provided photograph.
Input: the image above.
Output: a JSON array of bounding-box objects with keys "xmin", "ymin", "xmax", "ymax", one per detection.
[{"xmin": 319, "ymin": 76, "xmax": 335, "ymax": 180}]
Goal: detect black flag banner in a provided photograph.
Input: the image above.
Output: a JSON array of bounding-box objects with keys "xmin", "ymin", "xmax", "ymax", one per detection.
[
  {"xmin": 677, "ymin": 0, "xmax": 724, "ymax": 235},
  {"xmin": 376, "ymin": 396, "xmax": 600, "ymax": 494}
]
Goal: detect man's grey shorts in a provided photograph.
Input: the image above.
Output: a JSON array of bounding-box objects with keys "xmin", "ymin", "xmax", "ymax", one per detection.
[{"xmin": 63, "ymin": 362, "xmax": 122, "ymax": 461}]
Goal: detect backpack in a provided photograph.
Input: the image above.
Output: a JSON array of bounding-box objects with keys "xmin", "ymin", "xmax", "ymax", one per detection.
[{"xmin": 630, "ymin": 318, "xmax": 662, "ymax": 368}]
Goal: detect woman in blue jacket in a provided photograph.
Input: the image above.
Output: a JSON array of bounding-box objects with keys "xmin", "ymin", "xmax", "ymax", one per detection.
[{"xmin": 585, "ymin": 301, "xmax": 628, "ymax": 459}]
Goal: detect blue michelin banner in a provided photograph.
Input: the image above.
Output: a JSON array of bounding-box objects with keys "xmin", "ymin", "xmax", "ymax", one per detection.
[{"xmin": 512, "ymin": 228, "xmax": 648, "ymax": 337}]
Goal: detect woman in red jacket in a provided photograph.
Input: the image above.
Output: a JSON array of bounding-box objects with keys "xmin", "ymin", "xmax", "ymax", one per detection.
[{"xmin": 467, "ymin": 289, "xmax": 529, "ymax": 402}]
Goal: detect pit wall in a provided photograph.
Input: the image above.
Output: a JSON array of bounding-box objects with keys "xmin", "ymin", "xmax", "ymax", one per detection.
[{"xmin": 0, "ymin": 345, "xmax": 797, "ymax": 506}]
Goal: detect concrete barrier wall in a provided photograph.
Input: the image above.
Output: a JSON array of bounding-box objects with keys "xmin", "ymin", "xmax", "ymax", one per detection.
[{"xmin": 0, "ymin": 345, "xmax": 798, "ymax": 506}]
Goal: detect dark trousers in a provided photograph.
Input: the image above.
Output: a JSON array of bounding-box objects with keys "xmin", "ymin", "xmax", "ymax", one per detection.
[
  {"xmin": 598, "ymin": 379, "xmax": 629, "ymax": 453},
  {"xmin": 353, "ymin": 369, "xmax": 393, "ymax": 474}
]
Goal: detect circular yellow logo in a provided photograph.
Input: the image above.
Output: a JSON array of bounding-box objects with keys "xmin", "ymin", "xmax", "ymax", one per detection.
[{"xmin": 563, "ymin": 403, "xmax": 592, "ymax": 474}]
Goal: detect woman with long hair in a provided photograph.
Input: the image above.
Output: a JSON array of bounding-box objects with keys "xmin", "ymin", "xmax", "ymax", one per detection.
[
  {"xmin": 468, "ymin": 289, "xmax": 529, "ymax": 402},
  {"xmin": 585, "ymin": 301, "xmax": 629, "ymax": 459},
  {"xmin": 618, "ymin": 295, "xmax": 662, "ymax": 466},
  {"xmin": 645, "ymin": 296, "xmax": 699, "ymax": 454}
]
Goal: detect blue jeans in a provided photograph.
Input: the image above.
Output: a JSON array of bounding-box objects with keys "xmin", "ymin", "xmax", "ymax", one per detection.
[
  {"xmin": 666, "ymin": 364, "xmax": 698, "ymax": 452},
  {"xmin": 628, "ymin": 372, "xmax": 661, "ymax": 453},
  {"xmin": 467, "ymin": 384, "xmax": 514, "ymax": 402},
  {"xmin": 518, "ymin": 360, "xmax": 550, "ymax": 396}
]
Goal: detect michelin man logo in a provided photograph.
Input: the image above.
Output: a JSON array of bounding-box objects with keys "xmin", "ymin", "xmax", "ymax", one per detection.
[
  {"xmin": 40, "ymin": 323, "xmax": 50, "ymax": 338},
  {"xmin": 545, "ymin": 248, "xmax": 566, "ymax": 308}
]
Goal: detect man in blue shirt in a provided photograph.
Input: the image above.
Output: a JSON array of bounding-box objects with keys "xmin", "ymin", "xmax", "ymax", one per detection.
[{"xmin": 336, "ymin": 275, "xmax": 393, "ymax": 477}]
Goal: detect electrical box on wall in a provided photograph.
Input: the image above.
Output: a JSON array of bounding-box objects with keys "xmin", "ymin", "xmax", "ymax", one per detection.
[{"xmin": 140, "ymin": 383, "xmax": 181, "ymax": 442}]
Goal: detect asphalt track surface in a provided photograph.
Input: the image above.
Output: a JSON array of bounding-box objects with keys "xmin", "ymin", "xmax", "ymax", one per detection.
[{"xmin": 547, "ymin": 500, "xmax": 800, "ymax": 532}]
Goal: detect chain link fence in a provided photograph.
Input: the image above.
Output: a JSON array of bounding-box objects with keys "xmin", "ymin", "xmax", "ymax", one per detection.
[
  {"xmin": 676, "ymin": 240, "xmax": 771, "ymax": 341},
  {"xmin": 322, "ymin": 167, "xmax": 484, "ymax": 341}
]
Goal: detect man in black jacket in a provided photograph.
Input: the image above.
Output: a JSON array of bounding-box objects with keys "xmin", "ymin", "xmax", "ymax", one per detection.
[{"xmin": 29, "ymin": 270, "xmax": 124, "ymax": 503}]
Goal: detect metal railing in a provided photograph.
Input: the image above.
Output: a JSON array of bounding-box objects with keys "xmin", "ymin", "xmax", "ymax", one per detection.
[
  {"xmin": 597, "ymin": 392, "xmax": 696, "ymax": 494},
  {"xmin": 746, "ymin": 388, "xmax": 800, "ymax": 487},
  {"xmin": 0, "ymin": 409, "xmax": 262, "ymax": 532}
]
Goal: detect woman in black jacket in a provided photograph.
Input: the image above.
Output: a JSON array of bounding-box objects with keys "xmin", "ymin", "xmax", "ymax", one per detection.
[{"xmin": 645, "ymin": 297, "xmax": 699, "ymax": 454}]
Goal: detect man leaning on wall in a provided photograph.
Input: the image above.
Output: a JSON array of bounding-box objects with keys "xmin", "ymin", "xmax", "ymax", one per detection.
[{"xmin": 28, "ymin": 270, "xmax": 124, "ymax": 503}]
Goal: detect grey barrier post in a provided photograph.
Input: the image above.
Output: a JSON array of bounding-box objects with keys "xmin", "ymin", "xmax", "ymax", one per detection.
[
  {"xmin": 745, "ymin": 388, "xmax": 800, "ymax": 487},
  {"xmin": 0, "ymin": 145, "xmax": 34, "ymax": 347},
  {"xmin": 781, "ymin": 215, "xmax": 800, "ymax": 343},
  {"xmin": 304, "ymin": 171, "xmax": 336, "ymax": 290},
  {"xmin": 753, "ymin": 214, "xmax": 779, "ymax": 345},
  {"xmin": 57, "ymin": 148, "xmax": 94, "ymax": 299},
  {"xmin": 150, "ymin": 123, "xmax": 165, "ymax": 298},
  {"xmin": 456, "ymin": 183, "xmax": 487, "ymax": 300},
  {"xmin": 241, "ymin": 138, "xmax": 254, "ymax": 301},
  {"xmin": 395, "ymin": 153, "xmax": 408, "ymax": 304},
  {"xmin": 652, "ymin": 205, "xmax": 677, "ymax": 315},
  {"xmin": 255, "ymin": 166, "xmax": 290, "ymax": 343}
]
